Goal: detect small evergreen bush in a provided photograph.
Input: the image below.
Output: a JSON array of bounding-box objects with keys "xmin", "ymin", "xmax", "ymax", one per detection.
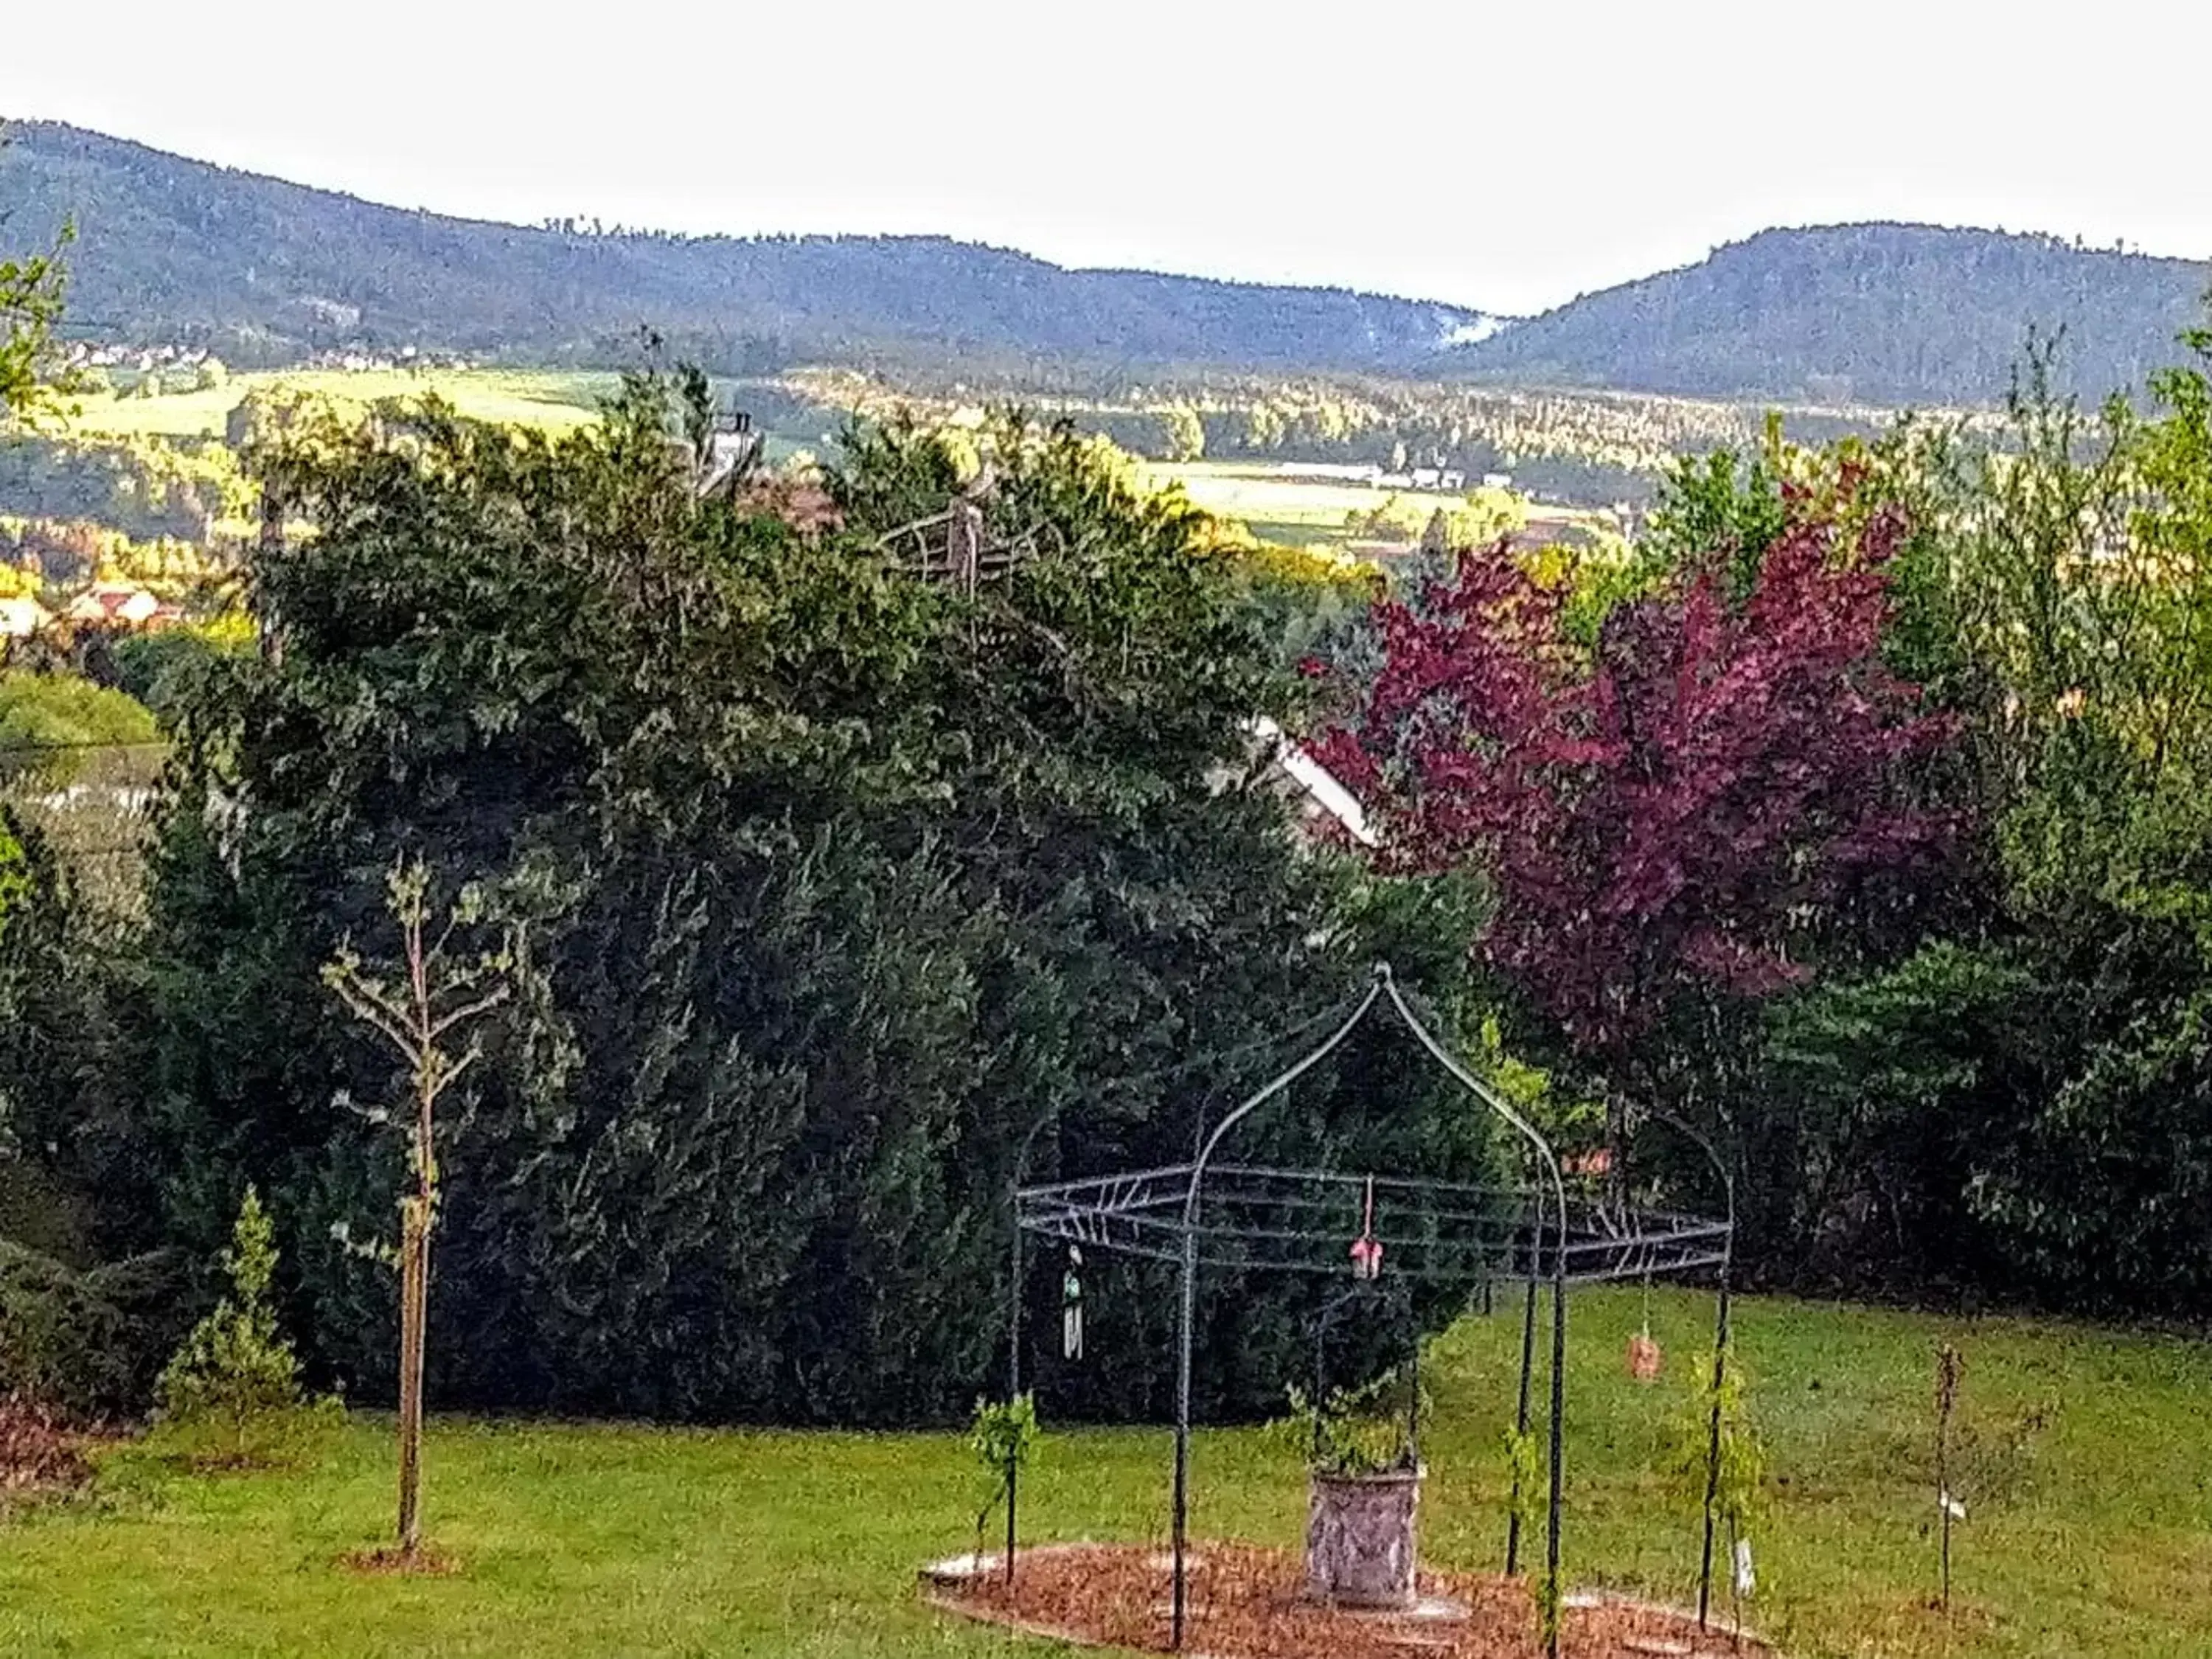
[{"xmin": 148, "ymin": 1187, "xmax": 339, "ymax": 1469}]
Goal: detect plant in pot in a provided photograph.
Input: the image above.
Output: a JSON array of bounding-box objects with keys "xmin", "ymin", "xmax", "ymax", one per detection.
[{"xmin": 1277, "ymin": 1366, "xmax": 1426, "ymax": 1610}]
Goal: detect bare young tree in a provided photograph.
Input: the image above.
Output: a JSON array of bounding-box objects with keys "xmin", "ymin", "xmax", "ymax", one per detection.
[{"xmin": 323, "ymin": 858, "xmax": 512, "ymax": 1559}]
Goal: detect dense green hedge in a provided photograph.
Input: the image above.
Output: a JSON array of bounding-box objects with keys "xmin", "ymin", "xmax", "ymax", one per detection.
[
  {"xmin": 127, "ymin": 389, "xmax": 1495, "ymax": 1424},
  {"xmin": 0, "ymin": 1240, "xmax": 176, "ymax": 1414}
]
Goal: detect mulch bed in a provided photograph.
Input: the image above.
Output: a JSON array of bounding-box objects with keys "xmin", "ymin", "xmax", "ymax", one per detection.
[
  {"xmin": 927, "ymin": 1542, "xmax": 1770, "ymax": 1659},
  {"xmin": 0, "ymin": 1394, "xmax": 97, "ymax": 1498}
]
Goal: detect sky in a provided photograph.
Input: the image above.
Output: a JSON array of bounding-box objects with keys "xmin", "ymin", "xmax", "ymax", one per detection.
[{"xmin": 10, "ymin": 0, "xmax": 2208, "ymax": 317}]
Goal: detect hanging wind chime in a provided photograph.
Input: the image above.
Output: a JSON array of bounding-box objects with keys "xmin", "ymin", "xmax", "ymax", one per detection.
[{"xmin": 1062, "ymin": 1245, "xmax": 1085, "ymax": 1361}]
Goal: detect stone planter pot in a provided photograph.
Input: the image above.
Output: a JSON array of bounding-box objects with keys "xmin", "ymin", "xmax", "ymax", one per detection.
[{"xmin": 1304, "ymin": 1467, "xmax": 1423, "ymax": 1609}]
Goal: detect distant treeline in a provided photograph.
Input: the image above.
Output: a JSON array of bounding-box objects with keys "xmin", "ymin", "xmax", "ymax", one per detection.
[{"xmin": 796, "ymin": 366, "xmax": 1888, "ymax": 504}]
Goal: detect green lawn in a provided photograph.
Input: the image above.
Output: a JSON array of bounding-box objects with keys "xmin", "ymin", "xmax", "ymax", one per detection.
[{"xmin": 2, "ymin": 1287, "xmax": 2207, "ymax": 1658}]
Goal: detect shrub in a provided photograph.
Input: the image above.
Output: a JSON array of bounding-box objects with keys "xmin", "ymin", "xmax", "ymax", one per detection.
[
  {"xmin": 0, "ymin": 1240, "xmax": 173, "ymax": 1416},
  {"xmin": 1274, "ymin": 1366, "xmax": 1423, "ymax": 1478},
  {"xmin": 0, "ymin": 669, "xmax": 159, "ymax": 756},
  {"xmin": 967, "ymin": 1392, "xmax": 1039, "ymax": 1564},
  {"xmin": 148, "ymin": 1187, "xmax": 338, "ymax": 1468},
  {"xmin": 0, "ymin": 1392, "xmax": 94, "ymax": 1497},
  {"xmin": 1665, "ymin": 1349, "xmax": 1764, "ymax": 1534},
  {"xmin": 143, "ymin": 389, "xmax": 1497, "ymax": 1425}
]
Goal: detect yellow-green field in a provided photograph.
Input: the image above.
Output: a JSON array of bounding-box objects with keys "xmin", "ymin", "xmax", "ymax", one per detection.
[
  {"xmin": 68, "ymin": 369, "xmax": 620, "ymax": 442},
  {"xmin": 1142, "ymin": 461, "xmax": 1408, "ymax": 518},
  {"xmin": 1143, "ymin": 460, "xmax": 1447, "ymax": 539},
  {"xmin": 1144, "ymin": 461, "xmax": 1604, "ymax": 552}
]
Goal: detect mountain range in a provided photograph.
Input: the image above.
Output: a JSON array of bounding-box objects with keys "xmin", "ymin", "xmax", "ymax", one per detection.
[
  {"xmin": 4, "ymin": 120, "xmax": 2208, "ymax": 406},
  {"xmin": 0, "ymin": 122, "xmax": 1495, "ymax": 380}
]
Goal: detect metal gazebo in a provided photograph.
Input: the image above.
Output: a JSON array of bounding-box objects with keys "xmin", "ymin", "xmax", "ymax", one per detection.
[{"xmin": 999, "ymin": 962, "xmax": 1739, "ymax": 1659}]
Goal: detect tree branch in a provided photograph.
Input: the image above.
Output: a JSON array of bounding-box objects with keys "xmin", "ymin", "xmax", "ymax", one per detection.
[
  {"xmin": 428, "ymin": 984, "xmax": 513, "ymax": 1041},
  {"xmin": 328, "ymin": 976, "xmax": 425, "ymax": 1062}
]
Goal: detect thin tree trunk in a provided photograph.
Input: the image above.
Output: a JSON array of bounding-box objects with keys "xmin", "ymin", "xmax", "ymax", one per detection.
[
  {"xmin": 397, "ymin": 988, "xmax": 436, "ymax": 1557},
  {"xmin": 1938, "ymin": 1392, "xmax": 1952, "ymax": 1613},
  {"xmin": 1935, "ymin": 1343, "xmax": 1961, "ymax": 1618},
  {"xmin": 325, "ymin": 859, "xmax": 508, "ymax": 1565},
  {"xmin": 396, "ymin": 1197, "xmax": 428, "ymax": 1555}
]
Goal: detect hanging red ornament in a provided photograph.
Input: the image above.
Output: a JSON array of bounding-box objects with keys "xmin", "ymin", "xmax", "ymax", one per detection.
[{"xmin": 1349, "ymin": 1176, "xmax": 1383, "ymax": 1279}]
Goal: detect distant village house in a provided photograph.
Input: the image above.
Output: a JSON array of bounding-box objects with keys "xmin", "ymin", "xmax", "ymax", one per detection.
[
  {"xmin": 64, "ymin": 582, "xmax": 170, "ymax": 628},
  {"xmin": 0, "ymin": 595, "xmax": 55, "ymax": 638}
]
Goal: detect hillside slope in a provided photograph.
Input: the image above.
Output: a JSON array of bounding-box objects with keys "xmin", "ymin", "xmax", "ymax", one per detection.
[
  {"xmin": 1454, "ymin": 223, "xmax": 2211, "ymax": 404},
  {"xmin": 0, "ymin": 122, "xmax": 1495, "ymax": 375},
  {"xmin": 11, "ymin": 124, "xmax": 2209, "ymax": 406}
]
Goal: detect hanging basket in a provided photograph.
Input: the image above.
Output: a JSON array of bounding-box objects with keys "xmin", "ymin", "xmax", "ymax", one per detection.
[{"xmin": 1626, "ymin": 1332, "xmax": 1663, "ymax": 1382}]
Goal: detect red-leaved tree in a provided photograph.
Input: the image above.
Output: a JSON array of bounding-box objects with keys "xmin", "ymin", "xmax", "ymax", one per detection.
[{"xmin": 1310, "ymin": 477, "xmax": 1955, "ymax": 1121}]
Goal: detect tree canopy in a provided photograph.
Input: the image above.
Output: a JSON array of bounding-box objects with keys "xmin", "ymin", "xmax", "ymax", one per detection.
[
  {"xmin": 131, "ymin": 381, "xmax": 1492, "ymax": 1422},
  {"xmin": 0, "ymin": 221, "xmax": 69, "ymax": 429},
  {"xmin": 1312, "ymin": 467, "xmax": 1957, "ymax": 1075}
]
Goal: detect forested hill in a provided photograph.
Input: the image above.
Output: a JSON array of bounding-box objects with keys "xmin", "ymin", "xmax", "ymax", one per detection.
[
  {"xmin": 0, "ymin": 122, "xmax": 1497, "ymax": 376},
  {"xmin": 1452, "ymin": 223, "xmax": 2211, "ymax": 405},
  {"xmin": 10, "ymin": 123, "xmax": 2208, "ymax": 405}
]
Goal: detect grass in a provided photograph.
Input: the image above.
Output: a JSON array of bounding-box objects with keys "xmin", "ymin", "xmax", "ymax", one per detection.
[
  {"xmin": 66, "ymin": 369, "xmax": 622, "ymax": 443},
  {"xmin": 63, "ymin": 369, "xmax": 828, "ymax": 472},
  {"xmin": 4, "ymin": 1287, "xmax": 2205, "ymax": 1658},
  {"xmin": 1141, "ymin": 461, "xmax": 1603, "ymax": 553},
  {"xmin": 1142, "ymin": 461, "xmax": 1448, "ymax": 544}
]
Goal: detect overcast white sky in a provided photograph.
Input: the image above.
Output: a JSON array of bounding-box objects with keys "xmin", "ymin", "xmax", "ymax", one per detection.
[{"xmin": 10, "ymin": 0, "xmax": 2207, "ymax": 316}]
